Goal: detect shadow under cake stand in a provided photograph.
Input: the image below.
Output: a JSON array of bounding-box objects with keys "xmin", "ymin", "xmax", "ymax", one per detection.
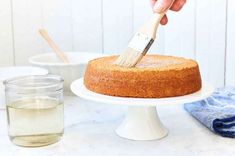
[{"xmin": 71, "ymin": 78, "xmax": 214, "ymax": 141}]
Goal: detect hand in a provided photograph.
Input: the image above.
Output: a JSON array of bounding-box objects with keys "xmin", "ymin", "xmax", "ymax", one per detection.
[{"xmin": 150, "ymin": 0, "xmax": 186, "ymax": 25}]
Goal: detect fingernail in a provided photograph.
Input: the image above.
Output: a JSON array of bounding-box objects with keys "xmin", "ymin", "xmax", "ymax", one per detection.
[{"xmin": 153, "ymin": 1, "xmax": 166, "ymax": 13}]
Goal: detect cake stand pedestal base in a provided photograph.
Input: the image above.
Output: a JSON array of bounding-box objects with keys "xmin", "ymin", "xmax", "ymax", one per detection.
[
  {"xmin": 71, "ymin": 78, "xmax": 214, "ymax": 141},
  {"xmin": 116, "ymin": 106, "xmax": 168, "ymax": 140}
]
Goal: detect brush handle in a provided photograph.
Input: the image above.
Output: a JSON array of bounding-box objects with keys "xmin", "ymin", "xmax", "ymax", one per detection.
[
  {"xmin": 139, "ymin": 0, "xmax": 175, "ymax": 39},
  {"xmin": 39, "ymin": 29, "xmax": 69, "ymax": 63},
  {"xmin": 140, "ymin": 13, "xmax": 165, "ymax": 39}
]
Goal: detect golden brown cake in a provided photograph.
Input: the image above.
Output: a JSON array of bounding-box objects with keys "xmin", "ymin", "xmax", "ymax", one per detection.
[{"xmin": 84, "ymin": 55, "xmax": 202, "ymax": 98}]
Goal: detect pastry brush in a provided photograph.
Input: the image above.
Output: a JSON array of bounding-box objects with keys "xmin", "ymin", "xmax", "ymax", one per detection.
[{"xmin": 114, "ymin": 4, "xmax": 173, "ymax": 67}]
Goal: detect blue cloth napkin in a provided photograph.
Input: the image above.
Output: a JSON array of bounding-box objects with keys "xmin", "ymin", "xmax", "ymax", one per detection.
[{"xmin": 184, "ymin": 87, "xmax": 235, "ymax": 138}]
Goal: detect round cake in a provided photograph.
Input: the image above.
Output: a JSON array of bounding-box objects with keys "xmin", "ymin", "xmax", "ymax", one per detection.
[{"xmin": 84, "ymin": 55, "xmax": 202, "ymax": 98}]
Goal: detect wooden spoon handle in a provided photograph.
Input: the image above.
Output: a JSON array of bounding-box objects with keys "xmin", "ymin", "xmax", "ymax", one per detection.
[{"xmin": 39, "ymin": 29, "xmax": 69, "ymax": 63}]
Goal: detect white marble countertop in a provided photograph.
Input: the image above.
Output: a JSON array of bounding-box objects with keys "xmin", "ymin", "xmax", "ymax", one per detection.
[{"xmin": 1, "ymin": 95, "xmax": 235, "ymax": 156}]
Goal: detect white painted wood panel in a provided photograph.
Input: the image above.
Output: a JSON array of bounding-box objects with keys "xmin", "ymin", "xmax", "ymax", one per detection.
[
  {"xmin": 0, "ymin": 0, "xmax": 14, "ymax": 66},
  {"xmin": 41, "ymin": 0, "xmax": 73, "ymax": 52},
  {"xmin": 196, "ymin": 0, "xmax": 227, "ymax": 87},
  {"xmin": 226, "ymin": 0, "xmax": 235, "ymax": 86},
  {"xmin": 133, "ymin": 0, "xmax": 165, "ymax": 54},
  {"xmin": 1, "ymin": 0, "xmax": 235, "ymax": 88},
  {"xmin": 12, "ymin": 0, "xmax": 44, "ymax": 65},
  {"xmin": 71, "ymin": 0, "xmax": 103, "ymax": 53},
  {"xmin": 103, "ymin": 0, "xmax": 133, "ymax": 54},
  {"xmin": 164, "ymin": 0, "xmax": 195, "ymax": 59}
]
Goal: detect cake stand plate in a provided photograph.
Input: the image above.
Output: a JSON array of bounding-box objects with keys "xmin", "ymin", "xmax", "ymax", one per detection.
[{"xmin": 71, "ymin": 78, "xmax": 214, "ymax": 141}]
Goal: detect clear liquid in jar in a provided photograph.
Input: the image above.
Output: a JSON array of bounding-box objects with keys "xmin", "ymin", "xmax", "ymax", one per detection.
[{"xmin": 6, "ymin": 97, "xmax": 64, "ymax": 147}]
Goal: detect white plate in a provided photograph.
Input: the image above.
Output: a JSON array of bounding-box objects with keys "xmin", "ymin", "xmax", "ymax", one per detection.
[
  {"xmin": 71, "ymin": 78, "xmax": 214, "ymax": 106},
  {"xmin": 0, "ymin": 66, "xmax": 48, "ymax": 109}
]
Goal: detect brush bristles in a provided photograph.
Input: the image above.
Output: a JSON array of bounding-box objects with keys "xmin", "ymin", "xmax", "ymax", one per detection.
[{"xmin": 114, "ymin": 48, "xmax": 144, "ymax": 67}]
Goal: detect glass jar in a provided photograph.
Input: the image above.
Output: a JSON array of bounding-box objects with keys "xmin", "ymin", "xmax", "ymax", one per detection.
[{"xmin": 4, "ymin": 75, "xmax": 64, "ymax": 147}]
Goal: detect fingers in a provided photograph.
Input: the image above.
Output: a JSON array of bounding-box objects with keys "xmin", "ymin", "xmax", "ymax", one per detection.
[
  {"xmin": 152, "ymin": 0, "xmax": 174, "ymax": 13},
  {"xmin": 160, "ymin": 15, "xmax": 168, "ymax": 25},
  {"xmin": 170, "ymin": 0, "xmax": 186, "ymax": 11},
  {"xmin": 151, "ymin": 0, "xmax": 186, "ymax": 12},
  {"xmin": 150, "ymin": 0, "xmax": 186, "ymax": 25}
]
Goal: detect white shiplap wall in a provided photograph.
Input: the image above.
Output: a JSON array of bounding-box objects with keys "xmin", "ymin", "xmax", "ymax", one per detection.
[
  {"xmin": 196, "ymin": 0, "xmax": 227, "ymax": 87},
  {"xmin": 0, "ymin": 0, "xmax": 234, "ymax": 87},
  {"xmin": 0, "ymin": 0, "xmax": 14, "ymax": 66},
  {"xmin": 72, "ymin": 0, "xmax": 103, "ymax": 52},
  {"xmin": 226, "ymin": 0, "xmax": 235, "ymax": 86}
]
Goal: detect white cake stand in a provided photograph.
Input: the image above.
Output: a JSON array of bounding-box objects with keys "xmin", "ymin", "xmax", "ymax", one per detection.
[{"xmin": 71, "ymin": 78, "xmax": 214, "ymax": 141}]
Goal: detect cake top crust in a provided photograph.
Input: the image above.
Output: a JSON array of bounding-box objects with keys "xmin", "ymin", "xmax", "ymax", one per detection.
[{"xmin": 88, "ymin": 55, "xmax": 198, "ymax": 72}]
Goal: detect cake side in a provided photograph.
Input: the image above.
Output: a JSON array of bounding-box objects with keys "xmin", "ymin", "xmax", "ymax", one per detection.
[{"xmin": 84, "ymin": 55, "xmax": 202, "ymax": 98}]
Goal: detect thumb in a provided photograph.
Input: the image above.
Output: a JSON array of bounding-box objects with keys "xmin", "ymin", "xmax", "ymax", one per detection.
[{"xmin": 153, "ymin": 0, "xmax": 174, "ymax": 13}]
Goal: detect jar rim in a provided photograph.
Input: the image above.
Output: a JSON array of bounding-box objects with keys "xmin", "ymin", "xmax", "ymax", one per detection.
[{"xmin": 4, "ymin": 74, "xmax": 64, "ymax": 90}]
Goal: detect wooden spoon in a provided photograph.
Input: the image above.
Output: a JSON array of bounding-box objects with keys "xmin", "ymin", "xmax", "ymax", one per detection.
[{"xmin": 39, "ymin": 29, "xmax": 69, "ymax": 63}]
